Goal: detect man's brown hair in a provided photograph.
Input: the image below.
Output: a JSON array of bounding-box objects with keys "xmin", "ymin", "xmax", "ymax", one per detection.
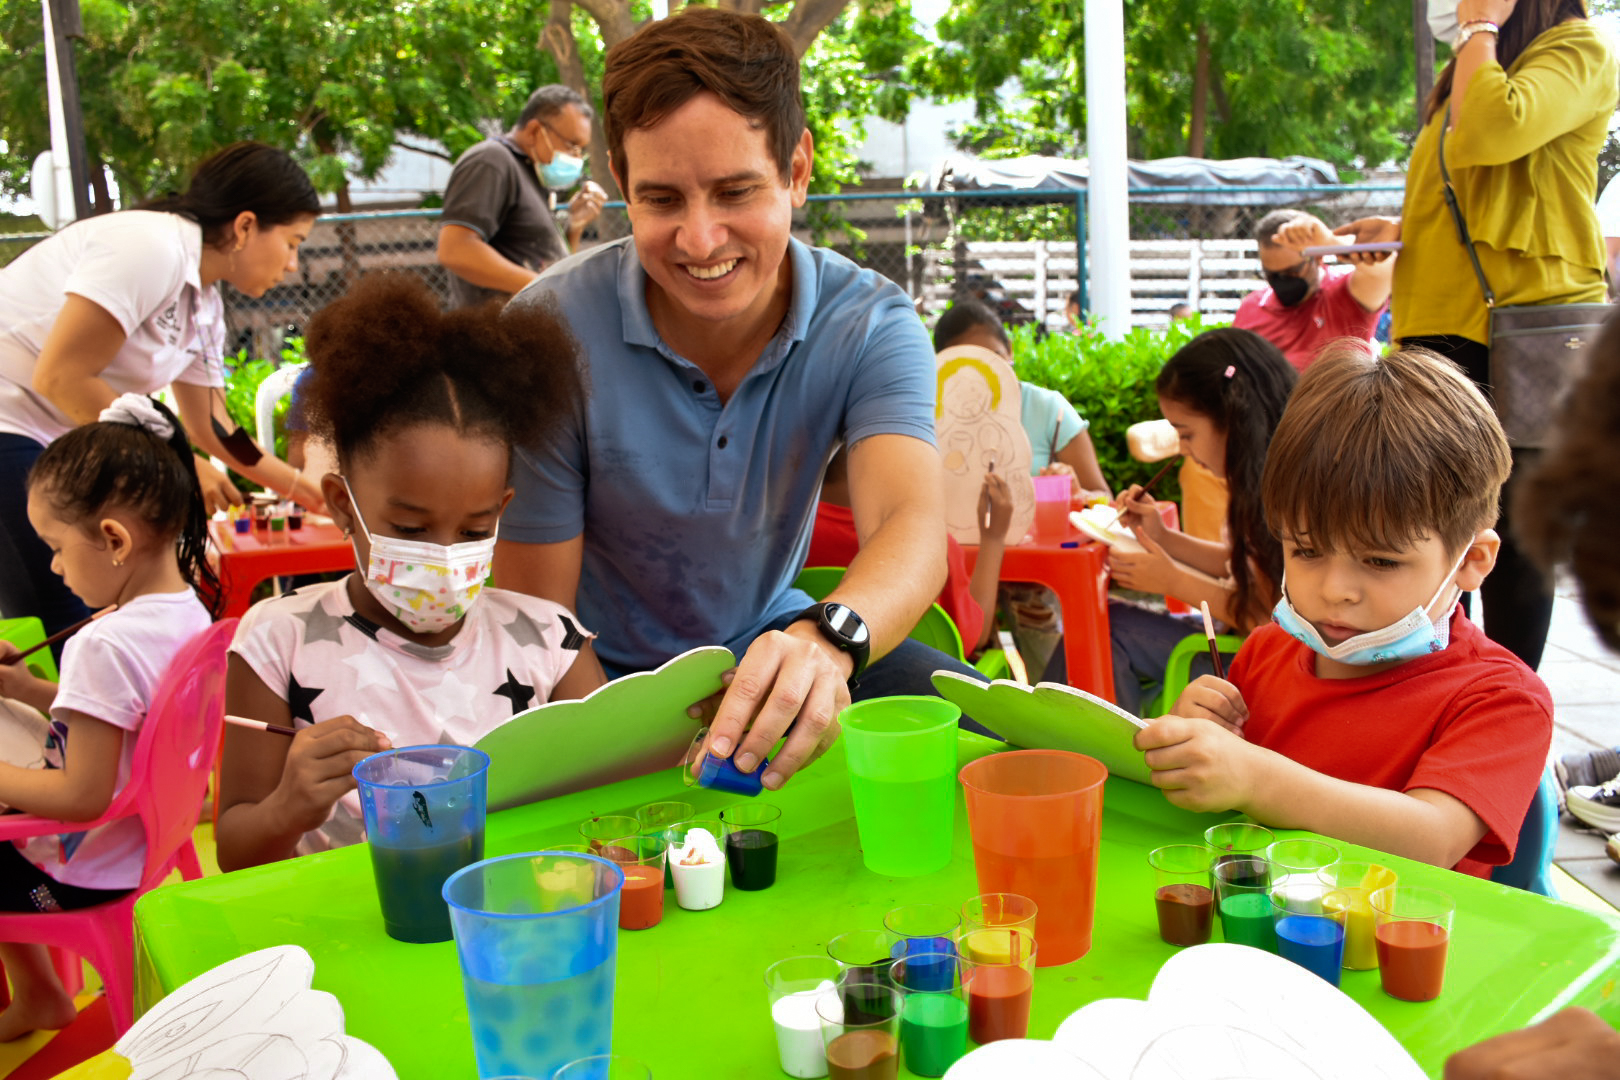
[
  {"xmin": 1262, "ymin": 341, "xmax": 1511, "ymax": 556},
  {"xmin": 602, "ymin": 8, "xmax": 805, "ymax": 190}
]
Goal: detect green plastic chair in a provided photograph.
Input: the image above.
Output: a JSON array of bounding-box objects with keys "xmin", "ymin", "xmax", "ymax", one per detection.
[
  {"xmin": 1140, "ymin": 631, "xmax": 1244, "ymax": 718},
  {"xmin": 0, "ymin": 616, "xmax": 59, "ymax": 683},
  {"xmin": 793, "ymin": 566, "xmax": 1010, "ymax": 678}
]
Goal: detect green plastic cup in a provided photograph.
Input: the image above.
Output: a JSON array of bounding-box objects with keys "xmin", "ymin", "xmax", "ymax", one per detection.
[{"xmin": 839, "ymin": 697, "xmax": 960, "ymax": 877}]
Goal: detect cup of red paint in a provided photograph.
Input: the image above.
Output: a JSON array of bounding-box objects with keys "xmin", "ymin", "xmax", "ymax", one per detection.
[{"xmin": 1370, "ymin": 885, "xmax": 1453, "ymax": 1002}]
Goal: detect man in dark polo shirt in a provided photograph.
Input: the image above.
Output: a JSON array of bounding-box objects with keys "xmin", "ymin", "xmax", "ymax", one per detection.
[{"xmin": 436, "ymin": 85, "xmax": 608, "ymax": 308}]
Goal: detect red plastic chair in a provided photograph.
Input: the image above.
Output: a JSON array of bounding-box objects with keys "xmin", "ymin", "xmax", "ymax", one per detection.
[{"xmin": 0, "ymin": 618, "xmax": 235, "ymax": 1033}]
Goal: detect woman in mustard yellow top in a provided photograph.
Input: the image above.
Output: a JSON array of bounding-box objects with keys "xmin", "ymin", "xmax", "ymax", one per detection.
[{"xmin": 1337, "ymin": 0, "xmax": 1617, "ymax": 671}]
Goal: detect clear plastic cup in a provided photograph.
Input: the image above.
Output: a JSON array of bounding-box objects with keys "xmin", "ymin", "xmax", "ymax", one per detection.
[
  {"xmin": 954, "ymin": 927, "xmax": 1036, "ymax": 1044},
  {"xmin": 636, "ymin": 802, "xmax": 692, "ymax": 889},
  {"xmin": 720, "ymin": 802, "xmax": 782, "ymax": 891},
  {"xmin": 444, "ymin": 852, "xmax": 623, "ymax": 1080},
  {"xmin": 826, "ymin": 930, "xmax": 896, "ymax": 1028},
  {"xmin": 1371, "ymin": 885, "xmax": 1454, "ymax": 1002},
  {"xmin": 353, "ymin": 744, "xmax": 489, "ymax": 944},
  {"xmin": 578, "ymin": 815, "xmax": 640, "ymax": 856},
  {"xmin": 1149, "ymin": 844, "xmax": 1214, "ymax": 948},
  {"xmin": 883, "ymin": 904, "xmax": 960, "ymax": 994},
  {"xmin": 1211, "ymin": 853, "xmax": 1275, "ymax": 953},
  {"xmin": 665, "ymin": 818, "xmax": 727, "ymax": 910},
  {"xmin": 840, "ymin": 697, "xmax": 960, "ymax": 877},
  {"xmin": 1270, "ymin": 880, "xmax": 1347, "ymax": 986},
  {"xmin": 551, "ymin": 1057, "xmax": 651, "ymax": 1080},
  {"xmin": 818, "ymin": 973, "xmax": 901, "ymax": 1080},
  {"xmin": 892, "ymin": 953, "xmax": 974, "ymax": 1077},
  {"xmin": 960, "ymin": 894, "xmax": 1037, "ymax": 937},
  {"xmin": 602, "ymin": 835, "xmax": 666, "ymax": 931},
  {"xmin": 765, "ymin": 955, "xmax": 843, "ymax": 1079},
  {"xmin": 683, "ymin": 730, "xmax": 768, "ymax": 796},
  {"xmin": 1319, "ymin": 862, "xmax": 1398, "ymax": 970},
  {"xmin": 959, "ymin": 749, "xmax": 1107, "ymax": 965}
]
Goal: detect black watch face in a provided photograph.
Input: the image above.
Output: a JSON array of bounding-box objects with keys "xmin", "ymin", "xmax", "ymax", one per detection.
[{"xmin": 824, "ymin": 603, "xmax": 870, "ymax": 646}]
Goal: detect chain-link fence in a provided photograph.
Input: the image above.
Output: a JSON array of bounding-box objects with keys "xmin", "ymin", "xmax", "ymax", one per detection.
[{"xmin": 0, "ymin": 182, "xmax": 1404, "ymax": 356}]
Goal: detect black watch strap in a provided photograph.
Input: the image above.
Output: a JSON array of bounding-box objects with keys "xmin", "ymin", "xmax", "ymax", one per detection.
[{"xmin": 796, "ymin": 601, "xmax": 871, "ymax": 682}]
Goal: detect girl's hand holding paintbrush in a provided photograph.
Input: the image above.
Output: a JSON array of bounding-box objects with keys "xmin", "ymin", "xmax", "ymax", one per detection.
[
  {"xmin": 1108, "ymin": 457, "xmax": 1180, "ymax": 542},
  {"xmin": 0, "ymin": 641, "xmax": 57, "ymax": 715}
]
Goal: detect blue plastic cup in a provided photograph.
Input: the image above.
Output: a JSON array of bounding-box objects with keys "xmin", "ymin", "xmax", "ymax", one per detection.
[
  {"xmin": 444, "ymin": 852, "xmax": 625, "ymax": 1080},
  {"xmin": 354, "ymin": 744, "xmax": 490, "ymax": 944}
]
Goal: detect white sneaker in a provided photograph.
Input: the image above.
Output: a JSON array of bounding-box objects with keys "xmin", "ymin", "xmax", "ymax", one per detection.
[{"xmin": 1567, "ymin": 778, "xmax": 1620, "ymax": 834}]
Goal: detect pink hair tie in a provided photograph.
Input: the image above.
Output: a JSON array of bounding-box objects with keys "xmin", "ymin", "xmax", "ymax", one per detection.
[{"xmin": 1223, "ymin": 365, "xmax": 1236, "ymax": 378}]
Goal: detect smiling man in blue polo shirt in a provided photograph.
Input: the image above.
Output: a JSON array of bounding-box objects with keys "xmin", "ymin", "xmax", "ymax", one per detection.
[{"xmin": 497, "ymin": 7, "xmax": 974, "ymax": 790}]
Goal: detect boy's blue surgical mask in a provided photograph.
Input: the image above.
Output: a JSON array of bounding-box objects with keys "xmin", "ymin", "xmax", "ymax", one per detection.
[{"xmin": 1271, "ymin": 547, "xmax": 1471, "ymax": 666}]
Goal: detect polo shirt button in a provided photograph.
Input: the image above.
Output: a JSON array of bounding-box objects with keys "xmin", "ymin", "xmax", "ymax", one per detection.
[
  {"xmin": 717, "ymin": 435, "xmax": 729, "ymax": 449},
  {"xmin": 693, "ymin": 380, "xmax": 707, "ymax": 393}
]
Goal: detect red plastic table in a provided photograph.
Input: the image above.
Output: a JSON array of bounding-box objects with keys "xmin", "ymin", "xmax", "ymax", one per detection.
[
  {"xmin": 208, "ymin": 518, "xmax": 354, "ymax": 618},
  {"xmin": 962, "ymin": 522, "xmax": 1115, "ymax": 701}
]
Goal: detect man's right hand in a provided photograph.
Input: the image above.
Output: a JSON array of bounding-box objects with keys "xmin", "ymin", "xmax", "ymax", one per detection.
[
  {"xmin": 700, "ymin": 624, "xmax": 851, "ymax": 791},
  {"xmin": 1330, "ymin": 217, "xmax": 1402, "ymax": 265},
  {"xmin": 271, "ymin": 716, "xmax": 391, "ymax": 833}
]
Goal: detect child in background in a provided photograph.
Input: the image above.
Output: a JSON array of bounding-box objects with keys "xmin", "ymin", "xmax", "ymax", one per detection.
[
  {"xmin": 1138, "ymin": 344, "xmax": 1551, "ymax": 876},
  {"xmin": 1109, "ymin": 328, "xmax": 1297, "ymax": 713},
  {"xmin": 0, "ymin": 395, "xmax": 215, "ymax": 1039},
  {"xmin": 810, "ymin": 451, "xmax": 1011, "ymax": 657},
  {"xmin": 932, "ymin": 299, "xmax": 1112, "ymax": 504},
  {"xmin": 217, "ymin": 274, "xmax": 600, "ymax": 871}
]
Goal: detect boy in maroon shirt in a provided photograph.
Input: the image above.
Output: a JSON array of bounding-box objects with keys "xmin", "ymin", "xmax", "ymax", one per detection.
[{"xmin": 1136, "ymin": 342, "xmax": 1551, "ymax": 876}]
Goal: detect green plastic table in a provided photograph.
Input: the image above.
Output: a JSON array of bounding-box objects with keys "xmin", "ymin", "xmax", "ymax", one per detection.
[{"xmin": 136, "ymin": 733, "xmax": 1620, "ymax": 1080}]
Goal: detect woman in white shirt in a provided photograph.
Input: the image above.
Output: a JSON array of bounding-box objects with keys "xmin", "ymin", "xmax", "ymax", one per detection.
[{"xmin": 0, "ymin": 142, "xmax": 324, "ymax": 633}]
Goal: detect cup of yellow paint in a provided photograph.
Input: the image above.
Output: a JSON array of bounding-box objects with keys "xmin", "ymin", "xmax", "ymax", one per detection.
[{"xmin": 1318, "ymin": 862, "xmax": 1398, "ymax": 970}]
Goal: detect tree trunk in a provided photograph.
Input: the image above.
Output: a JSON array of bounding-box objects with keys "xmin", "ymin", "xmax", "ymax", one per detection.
[
  {"xmin": 541, "ymin": 0, "xmax": 622, "ymax": 202},
  {"xmin": 1413, "ymin": 0, "xmax": 1435, "ymax": 127},
  {"xmin": 1189, "ymin": 25, "xmax": 1209, "ymax": 158},
  {"xmin": 780, "ymin": 0, "xmax": 852, "ymax": 57},
  {"xmin": 88, "ymin": 152, "xmax": 114, "ymax": 214}
]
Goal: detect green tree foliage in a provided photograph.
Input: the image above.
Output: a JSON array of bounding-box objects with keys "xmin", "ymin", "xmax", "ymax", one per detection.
[
  {"xmin": 911, "ymin": 0, "xmax": 1418, "ymax": 167},
  {"xmin": 0, "ymin": 0, "xmax": 903, "ymax": 206}
]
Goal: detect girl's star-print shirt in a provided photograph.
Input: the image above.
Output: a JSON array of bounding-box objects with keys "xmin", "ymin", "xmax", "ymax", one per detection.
[{"xmin": 230, "ymin": 576, "xmax": 591, "ymax": 854}]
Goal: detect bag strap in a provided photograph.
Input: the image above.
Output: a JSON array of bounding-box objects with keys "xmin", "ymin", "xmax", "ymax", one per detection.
[{"xmin": 1437, "ymin": 121, "xmax": 1497, "ymax": 308}]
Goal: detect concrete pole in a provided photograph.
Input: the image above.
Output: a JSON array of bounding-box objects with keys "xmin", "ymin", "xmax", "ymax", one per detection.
[{"xmin": 1085, "ymin": 0, "xmax": 1130, "ymax": 339}]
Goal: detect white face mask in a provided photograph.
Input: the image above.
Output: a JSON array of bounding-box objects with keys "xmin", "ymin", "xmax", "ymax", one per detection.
[
  {"xmin": 342, "ymin": 479, "xmax": 497, "ymax": 634},
  {"xmin": 1427, "ymin": 0, "xmax": 1461, "ymax": 45}
]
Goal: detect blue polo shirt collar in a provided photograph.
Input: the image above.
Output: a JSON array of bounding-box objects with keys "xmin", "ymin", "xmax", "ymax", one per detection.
[{"xmin": 616, "ymin": 237, "xmax": 815, "ymax": 374}]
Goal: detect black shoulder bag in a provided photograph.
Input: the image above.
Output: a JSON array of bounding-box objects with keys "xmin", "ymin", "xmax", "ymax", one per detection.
[{"xmin": 1437, "ymin": 122, "xmax": 1608, "ymax": 448}]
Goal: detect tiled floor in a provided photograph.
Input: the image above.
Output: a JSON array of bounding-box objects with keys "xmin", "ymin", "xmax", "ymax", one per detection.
[{"xmin": 1536, "ymin": 581, "xmax": 1620, "ymax": 906}]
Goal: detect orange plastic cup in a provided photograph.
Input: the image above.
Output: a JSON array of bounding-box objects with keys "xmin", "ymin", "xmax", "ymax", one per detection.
[{"xmin": 958, "ymin": 750, "xmax": 1108, "ymax": 966}]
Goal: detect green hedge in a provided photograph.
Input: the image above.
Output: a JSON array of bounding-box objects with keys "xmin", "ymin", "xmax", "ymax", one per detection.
[
  {"xmin": 1009, "ymin": 318, "xmax": 1223, "ymax": 502},
  {"xmin": 220, "ymin": 337, "xmax": 306, "ymax": 491}
]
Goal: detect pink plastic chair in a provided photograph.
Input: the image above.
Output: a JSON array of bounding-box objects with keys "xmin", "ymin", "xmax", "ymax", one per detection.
[{"xmin": 0, "ymin": 618, "xmax": 235, "ymax": 1033}]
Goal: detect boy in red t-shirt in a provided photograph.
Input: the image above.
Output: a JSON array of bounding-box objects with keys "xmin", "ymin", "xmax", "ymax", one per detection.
[{"xmin": 1135, "ymin": 342, "xmax": 1551, "ymax": 876}]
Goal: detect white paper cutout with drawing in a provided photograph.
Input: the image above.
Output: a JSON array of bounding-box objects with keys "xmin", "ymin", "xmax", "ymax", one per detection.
[
  {"xmin": 936, "ymin": 344, "xmax": 1036, "ymax": 545},
  {"xmin": 116, "ymin": 945, "xmax": 396, "ymax": 1080},
  {"xmin": 945, "ymin": 944, "xmax": 1425, "ymax": 1080}
]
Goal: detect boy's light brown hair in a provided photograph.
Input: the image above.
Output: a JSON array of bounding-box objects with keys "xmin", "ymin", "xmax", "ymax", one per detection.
[
  {"xmin": 1262, "ymin": 341, "xmax": 1511, "ymax": 555},
  {"xmin": 602, "ymin": 8, "xmax": 804, "ymax": 191}
]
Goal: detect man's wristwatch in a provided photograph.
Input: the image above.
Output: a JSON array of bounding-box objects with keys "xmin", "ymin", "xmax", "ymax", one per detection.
[{"xmin": 796, "ymin": 602, "xmax": 872, "ymax": 681}]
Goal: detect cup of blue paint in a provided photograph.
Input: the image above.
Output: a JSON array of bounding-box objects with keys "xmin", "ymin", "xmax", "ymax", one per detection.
[{"xmin": 683, "ymin": 729, "xmax": 769, "ymax": 797}]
